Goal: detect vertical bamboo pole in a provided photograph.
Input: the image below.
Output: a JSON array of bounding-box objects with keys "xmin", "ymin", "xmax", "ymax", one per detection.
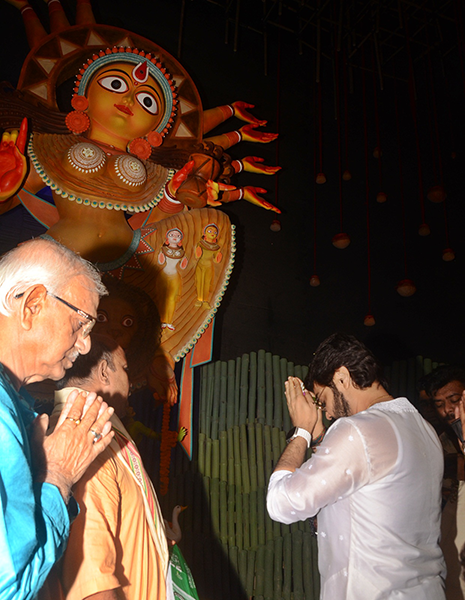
[
  {"xmin": 240, "ymin": 353, "xmax": 250, "ymax": 425},
  {"xmin": 200, "ymin": 365, "xmax": 207, "ymax": 435},
  {"xmin": 246, "ymin": 549, "xmax": 256, "ymax": 597},
  {"xmin": 301, "ymin": 365, "xmax": 309, "ymax": 381},
  {"xmin": 211, "ymin": 360, "xmax": 221, "ymax": 440},
  {"xmin": 198, "ymin": 432, "xmax": 206, "ymax": 474},
  {"xmin": 282, "ymin": 358, "xmax": 291, "ymax": 432},
  {"xmin": 303, "ymin": 532, "xmax": 315, "ymax": 600},
  {"xmin": 257, "ymin": 486, "xmax": 266, "ymax": 546},
  {"xmin": 264, "ymin": 539, "xmax": 274, "ymax": 600},
  {"xmin": 271, "ymin": 427, "xmax": 281, "ymax": 465},
  {"xmin": 258, "ymin": 350, "xmax": 266, "ymax": 424},
  {"xmin": 220, "ymin": 430, "xmax": 228, "ymax": 482},
  {"xmin": 273, "ymin": 536, "xmax": 283, "ymax": 600},
  {"xmin": 292, "ymin": 530, "xmax": 304, "ymax": 600},
  {"xmin": 238, "ymin": 548, "xmax": 248, "ymax": 592},
  {"xmin": 272, "ymin": 355, "xmax": 283, "ymax": 427},
  {"xmin": 282, "ymin": 532, "xmax": 292, "ymax": 600},
  {"xmin": 205, "ymin": 437, "xmax": 212, "ymax": 478},
  {"xmin": 227, "ymin": 427, "xmax": 235, "ymax": 486},
  {"xmin": 243, "ymin": 493, "xmax": 250, "ymax": 549},
  {"xmin": 255, "ymin": 544, "xmax": 266, "ymax": 597},
  {"xmin": 264, "ymin": 425, "xmax": 273, "ymax": 481},
  {"xmin": 220, "ymin": 480, "xmax": 228, "ymax": 545},
  {"xmin": 250, "ymin": 490, "xmax": 258, "ymax": 549},
  {"xmin": 265, "ymin": 501, "xmax": 274, "ymax": 542},
  {"xmin": 256, "ymin": 422, "xmax": 266, "ymax": 489},
  {"xmin": 236, "ymin": 488, "xmax": 243, "ymax": 550},
  {"xmin": 234, "ymin": 425, "xmax": 242, "ymax": 491},
  {"xmin": 219, "ymin": 361, "xmax": 228, "ymax": 433},
  {"xmin": 248, "ymin": 424, "xmax": 258, "ymax": 492},
  {"xmin": 206, "ymin": 362, "xmax": 215, "ymax": 439},
  {"xmin": 235, "ymin": 357, "xmax": 242, "ymax": 427},
  {"xmin": 228, "ymin": 545, "xmax": 238, "ymax": 594},
  {"xmin": 265, "ymin": 352, "xmax": 274, "ymax": 426},
  {"xmin": 212, "ymin": 439, "xmax": 220, "ymax": 480},
  {"xmin": 227, "ymin": 360, "xmax": 236, "ymax": 429},
  {"xmin": 240, "ymin": 423, "xmax": 251, "ymax": 494},
  {"xmin": 249, "ymin": 351, "xmax": 258, "ymax": 423}
]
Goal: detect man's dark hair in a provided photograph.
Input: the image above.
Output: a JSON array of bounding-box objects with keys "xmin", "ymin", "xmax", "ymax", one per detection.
[
  {"xmin": 423, "ymin": 365, "xmax": 465, "ymax": 398},
  {"xmin": 305, "ymin": 332, "xmax": 388, "ymax": 391},
  {"xmin": 56, "ymin": 334, "xmax": 119, "ymax": 389}
]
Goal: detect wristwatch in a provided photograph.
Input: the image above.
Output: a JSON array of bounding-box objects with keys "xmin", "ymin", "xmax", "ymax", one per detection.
[{"xmin": 286, "ymin": 427, "xmax": 311, "ymax": 449}]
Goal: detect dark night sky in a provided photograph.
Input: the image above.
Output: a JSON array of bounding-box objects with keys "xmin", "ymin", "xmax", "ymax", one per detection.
[{"xmin": 1, "ymin": 0, "xmax": 465, "ymax": 369}]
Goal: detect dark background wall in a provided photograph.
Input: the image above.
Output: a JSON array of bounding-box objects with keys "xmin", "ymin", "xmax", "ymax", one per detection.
[{"xmin": 1, "ymin": 0, "xmax": 465, "ymax": 370}]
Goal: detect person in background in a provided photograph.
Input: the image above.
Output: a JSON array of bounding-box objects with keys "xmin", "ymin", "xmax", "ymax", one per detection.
[
  {"xmin": 53, "ymin": 334, "xmax": 174, "ymax": 600},
  {"xmin": 424, "ymin": 366, "xmax": 465, "ymax": 600}
]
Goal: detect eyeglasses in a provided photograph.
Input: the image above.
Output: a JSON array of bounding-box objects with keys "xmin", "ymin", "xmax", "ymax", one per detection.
[
  {"xmin": 15, "ymin": 290, "xmax": 96, "ymax": 339},
  {"xmin": 48, "ymin": 292, "xmax": 96, "ymax": 338}
]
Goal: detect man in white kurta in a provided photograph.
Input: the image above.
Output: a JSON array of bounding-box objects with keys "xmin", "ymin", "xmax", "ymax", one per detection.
[{"xmin": 267, "ymin": 333, "xmax": 446, "ymax": 600}]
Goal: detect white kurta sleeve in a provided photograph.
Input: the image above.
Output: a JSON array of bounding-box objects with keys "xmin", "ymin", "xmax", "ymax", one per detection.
[{"xmin": 267, "ymin": 415, "xmax": 398, "ymax": 524}]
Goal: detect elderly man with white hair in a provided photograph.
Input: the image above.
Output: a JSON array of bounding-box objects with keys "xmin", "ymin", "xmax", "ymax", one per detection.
[{"xmin": 0, "ymin": 237, "xmax": 114, "ymax": 600}]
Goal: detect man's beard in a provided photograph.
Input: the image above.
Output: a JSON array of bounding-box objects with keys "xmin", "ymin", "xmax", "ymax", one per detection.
[{"xmin": 330, "ymin": 384, "xmax": 352, "ymax": 419}]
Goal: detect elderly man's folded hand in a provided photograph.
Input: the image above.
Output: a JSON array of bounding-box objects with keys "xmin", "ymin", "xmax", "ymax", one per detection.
[{"xmin": 33, "ymin": 390, "xmax": 114, "ymax": 502}]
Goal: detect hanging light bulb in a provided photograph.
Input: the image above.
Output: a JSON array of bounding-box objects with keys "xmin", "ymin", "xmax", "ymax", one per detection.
[
  {"xmin": 427, "ymin": 185, "xmax": 447, "ymax": 203},
  {"xmin": 332, "ymin": 232, "xmax": 351, "ymax": 249},
  {"xmin": 376, "ymin": 191, "xmax": 387, "ymax": 203},
  {"xmin": 310, "ymin": 275, "xmax": 321, "ymax": 287},
  {"xmin": 418, "ymin": 223, "xmax": 431, "ymax": 236},
  {"xmin": 442, "ymin": 248, "xmax": 455, "ymax": 261},
  {"xmin": 364, "ymin": 314, "xmax": 375, "ymax": 326},
  {"xmin": 316, "ymin": 172, "xmax": 326, "ymax": 184},
  {"xmin": 270, "ymin": 219, "xmax": 281, "ymax": 232},
  {"xmin": 342, "ymin": 170, "xmax": 352, "ymax": 181},
  {"xmin": 396, "ymin": 279, "xmax": 417, "ymax": 297}
]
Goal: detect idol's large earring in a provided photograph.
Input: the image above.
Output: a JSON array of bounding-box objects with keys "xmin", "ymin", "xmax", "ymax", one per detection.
[
  {"xmin": 128, "ymin": 130, "xmax": 164, "ymax": 160},
  {"xmin": 147, "ymin": 130, "xmax": 163, "ymax": 147},
  {"xmin": 65, "ymin": 94, "xmax": 90, "ymax": 134},
  {"xmin": 128, "ymin": 138, "xmax": 152, "ymax": 160}
]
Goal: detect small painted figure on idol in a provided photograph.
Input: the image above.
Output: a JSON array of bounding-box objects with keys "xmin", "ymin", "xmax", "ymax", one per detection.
[
  {"xmin": 155, "ymin": 228, "xmax": 188, "ymax": 332},
  {"xmin": 195, "ymin": 223, "xmax": 223, "ymax": 309}
]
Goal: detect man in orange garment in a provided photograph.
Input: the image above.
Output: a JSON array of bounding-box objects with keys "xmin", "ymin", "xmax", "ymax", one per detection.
[{"xmin": 53, "ymin": 335, "xmax": 173, "ymax": 600}]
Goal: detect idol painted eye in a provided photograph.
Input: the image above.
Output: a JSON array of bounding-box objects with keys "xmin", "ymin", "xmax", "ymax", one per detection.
[
  {"xmin": 121, "ymin": 316, "xmax": 135, "ymax": 327},
  {"xmin": 97, "ymin": 76, "xmax": 129, "ymax": 93},
  {"xmin": 136, "ymin": 92, "xmax": 158, "ymax": 115},
  {"xmin": 96, "ymin": 311, "xmax": 108, "ymax": 323}
]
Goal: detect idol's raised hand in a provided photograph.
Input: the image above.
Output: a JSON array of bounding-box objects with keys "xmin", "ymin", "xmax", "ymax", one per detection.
[
  {"xmin": 239, "ymin": 123, "xmax": 279, "ymax": 144},
  {"xmin": 240, "ymin": 156, "xmax": 281, "ymax": 175},
  {"xmin": 232, "ymin": 101, "xmax": 267, "ymax": 126}
]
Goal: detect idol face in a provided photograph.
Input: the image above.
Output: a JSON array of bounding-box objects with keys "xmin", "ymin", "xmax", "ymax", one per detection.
[
  {"xmin": 95, "ymin": 297, "xmax": 138, "ymax": 351},
  {"xmin": 166, "ymin": 229, "xmax": 182, "ymax": 247},
  {"xmin": 204, "ymin": 226, "xmax": 218, "ymax": 243},
  {"xmin": 86, "ymin": 62, "xmax": 166, "ymax": 146}
]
